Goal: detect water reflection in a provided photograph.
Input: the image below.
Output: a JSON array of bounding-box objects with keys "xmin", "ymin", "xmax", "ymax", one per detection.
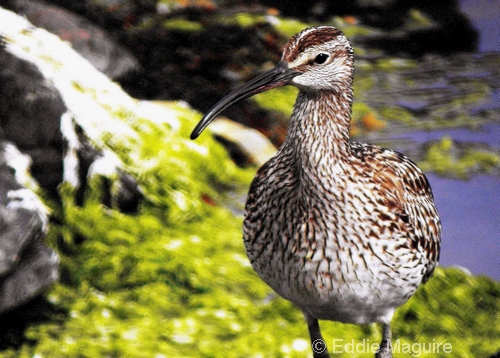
[
  {"xmin": 427, "ymin": 173, "xmax": 499, "ymax": 279},
  {"xmin": 416, "ymin": 1, "xmax": 499, "ymax": 280}
]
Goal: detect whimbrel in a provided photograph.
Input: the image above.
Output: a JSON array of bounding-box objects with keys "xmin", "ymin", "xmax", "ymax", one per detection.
[{"xmin": 191, "ymin": 26, "xmax": 441, "ymax": 358}]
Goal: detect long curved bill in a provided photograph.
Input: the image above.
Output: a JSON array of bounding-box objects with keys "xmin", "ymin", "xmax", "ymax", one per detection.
[{"xmin": 190, "ymin": 61, "xmax": 300, "ymax": 140}]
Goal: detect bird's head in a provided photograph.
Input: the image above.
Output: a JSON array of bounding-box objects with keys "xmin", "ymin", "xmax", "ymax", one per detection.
[
  {"xmin": 283, "ymin": 26, "xmax": 354, "ymax": 93},
  {"xmin": 191, "ymin": 26, "xmax": 354, "ymax": 139}
]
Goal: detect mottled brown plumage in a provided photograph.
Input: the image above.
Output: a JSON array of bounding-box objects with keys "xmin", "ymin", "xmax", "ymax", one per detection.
[{"xmin": 191, "ymin": 26, "xmax": 441, "ymax": 358}]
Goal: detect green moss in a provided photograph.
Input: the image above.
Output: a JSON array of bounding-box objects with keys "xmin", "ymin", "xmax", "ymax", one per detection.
[
  {"xmin": 273, "ymin": 18, "xmax": 314, "ymax": 38},
  {"xmin": 353, "ymin": 73, "xmax": 375, "ymax": 93},
  {"xmin": 379, "ymin": 106, "xmax": 417, "ymax": 125},
  {"xmin": 328, "ymin": 16, "xmax": 372, "ymax": 38},
  {"xmin": 375, "ymin": 58, "xmax": 418, "ymax": 71},
  {"xmin": 407, "ymin": 9, "xmax": 434, "ymax": 27},
  {"xmin": 163, "ymin": 18, "xmax": 204, "ymax": 32},
  {"xmin": 209, "ymin": 13, "xmax": 257, "ymax": 28},
  {"xmin": 351, "ymin": 102, "xmax": 375, "ymax": 120},
  {"xmin": 252, "ymin": 86, "xmax": 298, "ymax": 117},
  {"xmin": 71, "ymin": 80, "xmax": 86, "ymax": 93},
  {"xmin": 214, "ymin": 13, "xmax": 312, "ymax": 39},
  {"xmin": 231, "ymin": 13, "xmax": 267, "ymax": 28},
  {"xmin": 394, "ymin": 268, "xmax": 500, "ymax": 357},
  {"xmin": 419, "ymin": 136, "xmax": 500, "ymax": 178}
]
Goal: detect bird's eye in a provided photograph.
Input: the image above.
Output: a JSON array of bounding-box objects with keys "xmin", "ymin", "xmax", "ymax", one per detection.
[{"xmin": 313, "ymin": 53, "xmax": 329, "ymax": 64}]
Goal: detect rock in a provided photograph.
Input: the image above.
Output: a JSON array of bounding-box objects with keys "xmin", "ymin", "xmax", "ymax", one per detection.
[
  {"xmin": 6, "ymin": 0, "xmax": 141, "ymax": 79},
  {"xmin": 0, "ymin": 41, "xmax": 65, "ymax": 197},
  {"xmin": 0, "ymin": 141, "xmax": 57, "ymax": 314},
  {"xmin": 0, "ymin": 7, "xmax": 143, "ymax": 211},
  {"xmin": 208, "ymin": 117, "xmax": 277, "ymax": 167},
  {"xmin": 0, "ymin": 205, "xmax": 43, "ymax": 277},
  {"xmin": 0, "ymin": 6, "xmax": 144, "ymax": 313},
  {"xmin": 0, "ymin": 241, "xmax": 59, "ymax": 313}
]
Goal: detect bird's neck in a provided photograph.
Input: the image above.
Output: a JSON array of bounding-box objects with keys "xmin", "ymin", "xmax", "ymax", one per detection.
[{"xmin": 281, "ymin": 90, "xmax": 353, "ymax": 176}]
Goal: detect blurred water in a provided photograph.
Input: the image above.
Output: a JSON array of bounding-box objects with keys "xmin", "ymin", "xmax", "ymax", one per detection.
[
  {"xmin": 459, "ymin": 0, "xmax": 500, "ymax": 52},
  {"xmin": 427, "ymin": 173, "xmax": 500, "ymax": 278},
  {"xmin": 408, "ymin": 1, "xmax": 499, "ymax": 279},
  {"xmin": 406, "ymin": 123, "xmax": 499, "ymax": 147}
]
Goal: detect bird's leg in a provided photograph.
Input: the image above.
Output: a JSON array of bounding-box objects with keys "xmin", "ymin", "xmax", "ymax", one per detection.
[
  {"xmin": 375, "ymin": 323, "xmax": 392, "ymax": 358},
  {"xmin": 303, "ymin": 311, "xmax": 330, "ymax": 358}
]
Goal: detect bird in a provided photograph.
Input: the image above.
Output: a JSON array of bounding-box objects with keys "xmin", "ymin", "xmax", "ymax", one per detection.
[{"xmin": 190, "ymin": 26, "xmax": 441, "ymax": 358}]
